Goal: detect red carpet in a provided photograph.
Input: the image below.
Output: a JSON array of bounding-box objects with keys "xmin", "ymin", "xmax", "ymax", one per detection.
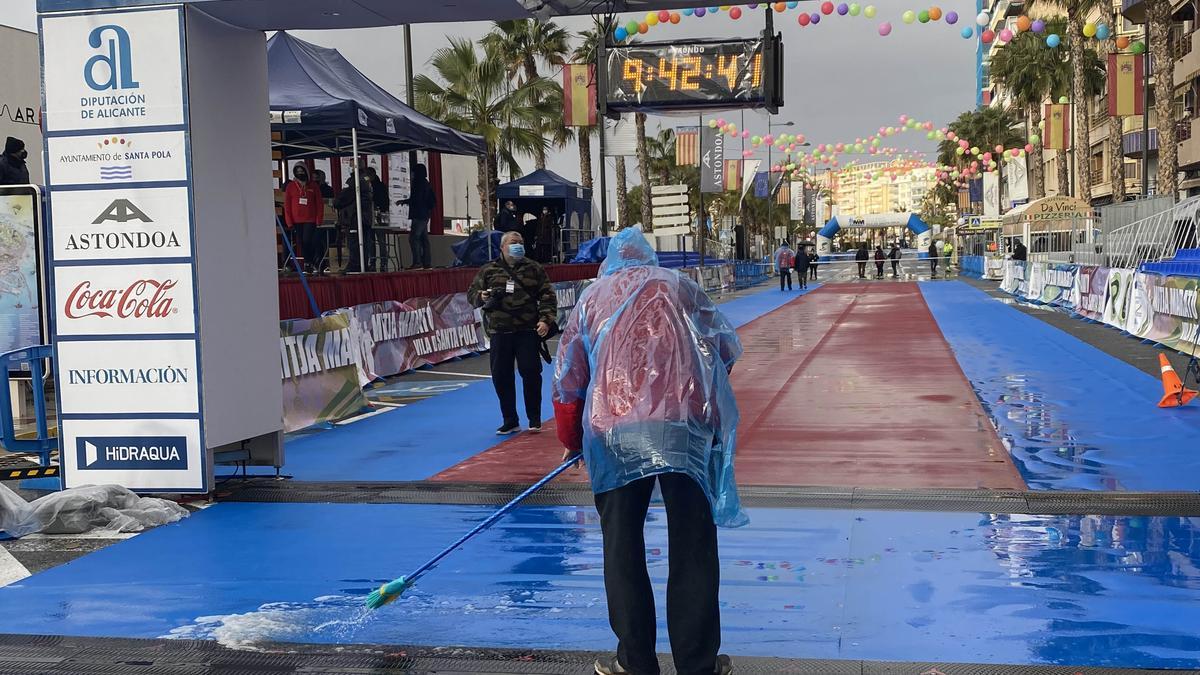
[{"xmin": 431, "ymin": 283, "xmax": 1025, "ymax": 490}]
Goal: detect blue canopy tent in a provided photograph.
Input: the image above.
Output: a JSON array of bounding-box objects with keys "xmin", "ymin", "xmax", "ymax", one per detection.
[
  {"xmin": 267, "ymin": 32, "xmax": 484, "ymax": 159},
  {"xmin": 496, "ymin": 169, "xmax": 594, "ymax": 262},
  {"xmin": 266, "ymin": 31, "xmax": 485, "ymax": 273}
]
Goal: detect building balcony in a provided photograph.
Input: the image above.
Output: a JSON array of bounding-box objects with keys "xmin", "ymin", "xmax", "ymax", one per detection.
[
  {"xmin": 1179, "ymin": 117, "xmax": 1200, "ymax": 169},
  {"xmin": 1124, "ymin": 126, "xmax": 1160, "ymax": 157},
  {"xmin": 1177, "ymin": 30, "xmax": 1200, "ymax": 84}
]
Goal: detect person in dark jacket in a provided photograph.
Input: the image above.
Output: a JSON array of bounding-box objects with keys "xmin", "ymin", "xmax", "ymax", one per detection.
[
  {"xmin": 808, "ymin": 251, "xmax": 819, "ymax": 280},
  {"xmin": 398, "ymin": 163, "xmax": 437, "ymax": 269},
  {"xmin": 929, "ymin": 240, "xmax": 940, "ymax": 278},
  {"xmin": 336, "ymin": 172, "xmax": 376, "ymax": 273},
  {"xmin": 364, "ymin": 166, "xmax": 390, "ymax": 215},
  {"xmin": 0, "ymin": 137, "xmax": 30, "ymax": 186},
  {"xmin": 313, "ymin": 169, "xmax": 334, "ymax": 198},
  {"xmin": 468, "ymin": 231, "xmax": 558, "ymax": 435},
  {"xmin": 855, "ymin": 243, "xmax": 869, "ymax": 279},
  {"xmin": 793, "ymin": 245, "xmax": 811, "ymax": 289},
  {"xmin": 1012, "ymin": 240, "xmax": 1028, "ymax": 261},
  {"xmin": 496, "ymin": 200, "xmax": 520, "ymax": 232},
  {"xmin": 888, "ymin": 243, "xmax": 902, "ymax": 278},
  {"xmin": 874, "ymin": 245, "xmax": 885, "ymax": 279}
]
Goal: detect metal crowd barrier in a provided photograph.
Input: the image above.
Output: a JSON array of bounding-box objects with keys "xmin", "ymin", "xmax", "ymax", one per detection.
[{"xmin": 0, "ymin": 345, "xmax": 56, "ymax": 470}]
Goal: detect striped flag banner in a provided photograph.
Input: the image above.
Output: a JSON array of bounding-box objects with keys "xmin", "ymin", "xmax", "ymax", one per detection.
[
  {"xmin": 676, "ymin": 126, "xmax": 700, "ymax": 166},
  {"xmin": 723, "ymin": 159, "xmax": 741, "ymax": 191},
  {"xmin": 776, "ymin": 179, "xmax": 790, "ymax": 205},
  {"xmin": 1044, "ymin": 103, "xmax": 1071, "ymax": 150},
  {"xmin": 562, "ymin": 64, "xmax": 597, "ymax": 127},
  {"xmin": 1107, "ymin": 53, "xmax": 1145, "ymax": 117}
]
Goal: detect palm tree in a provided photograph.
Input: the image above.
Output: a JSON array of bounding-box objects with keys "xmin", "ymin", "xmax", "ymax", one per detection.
[
  {"xmin": 1147, "ymin": 0, "xmax": 1178, "ymax": 197},
  {"xmin": 990, "ymin": 17, "xmax": 1072, "ymax": 198},
  {"xmin": 482, "ymin": 20, "xmax": 571, "ymax": 170},
  {"xmin": 635, "ymin": 113, "xmax": 653, "ymax": 227},
  {"xmin": 413, "ymin": 38, "xmax": 558, "ymax": 224},
  {"xmin": 1034, "ymin": 0, "xmax": 1106, "ymax": 200},
  {"xmin": 615, "ymin": 155, "xmax": 629, "ymax": 229}
]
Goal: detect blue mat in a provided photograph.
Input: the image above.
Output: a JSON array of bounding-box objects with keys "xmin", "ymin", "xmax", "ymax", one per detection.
[
  {"xmin": 922, "ymin": 281, "xmax": 1200, "ymax": 491},
  {"xmin": 0, "ymin": 502, "xmax": 1196, "ymax": 668}
]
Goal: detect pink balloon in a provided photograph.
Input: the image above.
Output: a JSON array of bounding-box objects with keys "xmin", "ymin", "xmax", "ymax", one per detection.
[
  {"xmin": 716, "ymin": 118, "xmax": 726, "ymax": 127},
  {"xmin": 1024, "ymin": 143, "xmax": 1034, "ymax": 153},
  {"xmin": 982, "ymin": 152, "xmax": 992, "ymax": 161},
  {"xmin": 958, "ymin": 139, "xmax": 969, "ymax": 149},
  {"xmin": 946, "ymin": 131, "xmax": 956, "ymax": 140},
  {"xmin": 1010, "ymin": 148, "xmax": 1021, "ymax": 157},
  {"xmin": 742, "ymin": 130, "xmax": 750, "ymax": 138},
  {"xmin": 878, "ymin": 21, "xmax": 893, "ymax": 36},
  {"xmin": 994, "ymin": 144, "xmax": 1004, "ymax": 153},
  {"xmin": 999, "ymin": 28, "xmax": 1013, "ymax": 42},
  {"xmin": 796, "ymin": 134, "xmax": 806, "ymax": 144},
  {"xmin": 742, "ymin": 149, "xmax": 754, "ymax": 157},
  {"xmin": 899, "ymin": 114, "xmax": 909, "ymax": 123},
  {"xmin": 924, "ymin": 121, "xmax": 934, "ymax": 130},
  {"xmin": 763, "ymin": 134, "xmax": 774, "ymax": 144},
  {"xmin": 835, "ymin": 143, "xmax": 845, "ymax": 152},
  {"xmin": 818, "ymin": 143, "xmax": 827, "ymax": 152}
]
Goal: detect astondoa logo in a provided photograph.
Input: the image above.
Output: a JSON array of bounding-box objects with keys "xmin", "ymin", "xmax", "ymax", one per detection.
[
  {"xmin": 62, "ymin": 199, "xmax": 182, "ymax": 253},
  {"xmin": 77, "ymin": 436, "xmax": 187, "ymax": 470}
]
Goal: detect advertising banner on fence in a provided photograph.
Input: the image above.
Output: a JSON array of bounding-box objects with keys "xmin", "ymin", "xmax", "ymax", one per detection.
[
  {"xmin": 280, "ymin": 312, "xmax": 369, "ymax": 432},
  {"xmin": 1133, "ymin": 274, "xmax": 1200, "ymax": 351},
  {"xmin": 348, "ymin": 293, "xmax": 486, "ymax": 385},
  {"xmin": 1076, "ymin": 265, "xmax": 1108, "ymax": 320},
  {"xmin": 1103, "ymin": 268, "xmax": 1134, "ymax": 330}
]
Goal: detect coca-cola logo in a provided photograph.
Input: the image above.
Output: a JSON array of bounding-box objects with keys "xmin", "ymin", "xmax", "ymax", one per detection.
[{"xmin": 64, "ymin": 279, "xmax": 180, "ymax": 319}]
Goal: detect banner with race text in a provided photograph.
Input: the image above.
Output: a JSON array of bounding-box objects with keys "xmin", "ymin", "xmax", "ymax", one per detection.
[{"xmin": 280, "ymin": 312, "xmax": 370, "ymax": 432}]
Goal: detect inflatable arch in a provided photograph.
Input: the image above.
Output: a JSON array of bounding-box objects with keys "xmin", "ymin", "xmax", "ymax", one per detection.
[{"xmin": 816, "ymin": 213, "xmax": 933, "ymax": 255}]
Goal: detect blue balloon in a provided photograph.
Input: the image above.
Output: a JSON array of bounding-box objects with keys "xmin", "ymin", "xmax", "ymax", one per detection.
[
  {"xmin": 787, "ymin": 1, "xmax": 800, "ymax": 7},
  {"xmin": 961, "ymin": 26, "xmax": 973, "ymax": 39},
  {"xmin": 614, "ymin": 27, "xmax": 628, "ymax": 41},
  {"xmin": 683, "ymin": 8, "xmax": 694, "ymax": 15},
  {"xmin": 1096, "ymin": 23, "xmax": 1110, "ymax": 40},
  {"xmin": 1046, "ymin": 33, "xmax": 1061, "ymax": 48},
  {"xmin": 709, "ymin": 6, "xmax": 719, "ymax": 13}
]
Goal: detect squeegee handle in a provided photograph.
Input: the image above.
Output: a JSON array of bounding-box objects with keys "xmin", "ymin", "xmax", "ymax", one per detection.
[{"xmin": 405, "ymin": 455, "xmax": 581, "ymax": 585}]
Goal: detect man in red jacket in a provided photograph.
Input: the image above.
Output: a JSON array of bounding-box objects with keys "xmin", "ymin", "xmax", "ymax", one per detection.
[{"xmin": 283, "ymin": 164, "xmax": 324, "ymax": 274}]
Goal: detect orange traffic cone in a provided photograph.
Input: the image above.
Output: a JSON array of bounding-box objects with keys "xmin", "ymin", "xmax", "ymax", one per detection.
[{"xmin": 1158, "ymin": 353, "xmax": 1198, "ymax": 408}]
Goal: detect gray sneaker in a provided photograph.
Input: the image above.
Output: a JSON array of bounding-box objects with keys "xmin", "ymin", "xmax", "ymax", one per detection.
[{"xmin": 593, "ymin": 656, "xmax": 629, "ymax": 674}]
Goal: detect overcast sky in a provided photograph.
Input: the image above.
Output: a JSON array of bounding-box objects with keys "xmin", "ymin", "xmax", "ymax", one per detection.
[{"xmin": 4, "ymin": 1, "xmax": 977, "ymax": 204}]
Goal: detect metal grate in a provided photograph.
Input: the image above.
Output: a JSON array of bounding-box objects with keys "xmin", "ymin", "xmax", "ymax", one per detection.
[
  {"xmin": 217, "ymin": 478, "xmax": 1200, "ymax": 517},
  {"xmin": 0, "ymin": 635, "xmax": 1190, "ymax": 675}
]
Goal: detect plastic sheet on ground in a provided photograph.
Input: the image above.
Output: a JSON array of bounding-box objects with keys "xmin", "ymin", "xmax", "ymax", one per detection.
[{"xmin": 0, "ymin": 482, "xmax": 189, "ymax": 539}]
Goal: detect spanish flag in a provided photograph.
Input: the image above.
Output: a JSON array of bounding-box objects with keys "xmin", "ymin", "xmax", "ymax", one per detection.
[
  {"xmin": 562, "ymin": 64, "xmax": 596, "ymax": 127},
  {"xmin": 1107, "ymin": 54, "xmax": 1144, "ymax": 117},
  {"xmin": 723, "ymin": 159, "xmax": 741, "ymax": 191},
  {"xmin": 676, "ymin": 127, "xmax": 700, "ymax": 166},
  {"xmin": 1044, "ymin": 103, "xmax": 1071, "ymax": 150}
]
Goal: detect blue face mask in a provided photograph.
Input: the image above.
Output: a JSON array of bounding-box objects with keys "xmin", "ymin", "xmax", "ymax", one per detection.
[{"xmin": 508, "ymin": 243, "xmax": 525, "ymax": 259}]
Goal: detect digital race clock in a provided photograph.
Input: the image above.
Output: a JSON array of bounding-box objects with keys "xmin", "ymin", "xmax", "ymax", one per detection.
[{"xmin": 603, "ymin": 37, "xmax": 783, "ymax": 114}]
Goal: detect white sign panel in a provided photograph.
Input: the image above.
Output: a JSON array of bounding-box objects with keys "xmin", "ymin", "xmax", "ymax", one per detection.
[
  {"xmin": 57, "ymin": 339, "xmax": 199, "ymax": 414},
  {"xmin": 59, "ymin": 417, "xmax": 203, "ymax": 491},
  {"xmin": 518, "ymin": 185, "xmax": 545, "ymax": 197},
  {"xmin": 1006, "ymin": 154, "xmax": 1029, "ymax": 204},
  {"xmin": 387, "ymin": 152, "xmax": 412, "ymax": 231},
  {"xmin": 983, "ymin": 171, "xmax": 1000, "ymax": 218},
  {"xmin": 789, "ymin": 181, "xmax": 804, "ymax": 221},
  {"xmin": 47, "ymin": 130, "xmax": 188, "ymax": 185},
  {"xmin": 53, "ymin": 263, "xmax": 197, "ymax": 336},
  {"xmin": 50, "ymin": 187, "xmax": 192, "ymax": 261},
  {"xmin": 603, "ymin": 114, "xmax": 638, "ymax": 157},
  {"xmin": 41, "ymin": 9, "xmax": 185, "ymax": 132}
]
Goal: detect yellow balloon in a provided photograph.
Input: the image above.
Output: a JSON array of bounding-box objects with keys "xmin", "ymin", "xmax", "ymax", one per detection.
[
  {"xmin": 720, "ymin": 4, "xmax": 731, "ymax": 9},
  {"xmin": 1083, "ymin": 22, "xmax": 1096, "ymax": 37}
]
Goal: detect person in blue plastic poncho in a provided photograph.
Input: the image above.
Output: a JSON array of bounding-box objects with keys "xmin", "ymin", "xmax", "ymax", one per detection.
[{"xmin": 553, "ymin": 227, "xmax": 745, "ymax": 675}]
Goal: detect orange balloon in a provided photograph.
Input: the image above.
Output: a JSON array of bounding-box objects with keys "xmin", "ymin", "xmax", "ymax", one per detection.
[
  {"xmin": 774, "ymin": 2, "xmax": 787, "ymax": 11},
  {"xmin": 637, "ymin": 21, "xmax": 649, "ymax": 33},
  {"xmin": 1116, "ymin": 35, "xmax": 1131, "ymax": 49},
  {"xmin": 1015, "ymin": 15, "xmax": 1031, "ymax": 31},
  {"xmin": 670, "ymin": 12, "xmax": 681, "ymax": 23},
  {"xmin": 929, "ymin": 6, "xmax": 942, "ymax": 20}
]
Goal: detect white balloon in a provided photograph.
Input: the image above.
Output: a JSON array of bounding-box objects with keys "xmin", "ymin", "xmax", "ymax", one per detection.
[{"xmin": 976, "ymin": 11, "xmax": 990, "ymax": 25}]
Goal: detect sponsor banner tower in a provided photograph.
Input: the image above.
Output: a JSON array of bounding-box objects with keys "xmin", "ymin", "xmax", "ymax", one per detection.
[{"xmin": 39, "ymin": 5, "xmax": 282, "ymax": 492}]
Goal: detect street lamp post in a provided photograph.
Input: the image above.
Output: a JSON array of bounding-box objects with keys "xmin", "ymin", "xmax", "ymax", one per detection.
[{"xmin": 767, "ymin": 119, "xmax": 794, "ymax": 246}]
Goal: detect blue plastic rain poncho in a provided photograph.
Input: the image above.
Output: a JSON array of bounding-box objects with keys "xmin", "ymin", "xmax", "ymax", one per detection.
[{"xmin": 552, "ymin": 228, "xmax": 748, "ymax": 527}]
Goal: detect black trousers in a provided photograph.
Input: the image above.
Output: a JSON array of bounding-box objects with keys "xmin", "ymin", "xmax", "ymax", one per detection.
[
  {"xmin": 410, "ymin": 218, "xmax": 431, "ymax": 268},
  {"xmin": 489, "ymin": 330, "xmax": 542, "ymax": 426},
  {"xmin": 809, "ymin": 264, "xmax": 817, "ymax": 280},
  {"xmin": 891, "ymin": 260, "xmax": 899, "ymax": 276},
  {"xmin": 346, "ymin": 228, "xmax": 378, "ymax": 272},
  {"xmin": 930, "ymin": 260, "xmax": 939, "ymax": 277},
  {"xmin": 595, "ymin": 473, "xmax": 720, "ymax": 675},
  {"xmin": 296, "ymin": 222, "xmax": 318, "ymax": 270},
  {"xmin": 875, "ymin": 262, "xmax": 884, "ymax": 278},
  {"xmin": 794, "ymin": 266, "xmax": 808, "ymax": 287},
  {"xmin": 778, "ymin": 268, "xmax": 792, "ymax": 290},
  {"xmin": 857, "ymin": 262, "xmax": 867, "ymax": 278}
]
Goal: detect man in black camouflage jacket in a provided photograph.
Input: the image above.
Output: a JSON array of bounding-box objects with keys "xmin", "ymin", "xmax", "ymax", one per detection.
[{"xmin": 468, "ymin": 231, "xmax": 558, "ymax": 435}]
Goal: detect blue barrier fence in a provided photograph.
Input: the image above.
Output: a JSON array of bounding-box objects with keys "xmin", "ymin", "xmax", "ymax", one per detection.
[
  {"xmin": 0, "ymin": 345, "xmax": 56, "ymax": 470},
  {"xmin": 961, "ymin": 255, "xmax": 986, "ymax": 279}
]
